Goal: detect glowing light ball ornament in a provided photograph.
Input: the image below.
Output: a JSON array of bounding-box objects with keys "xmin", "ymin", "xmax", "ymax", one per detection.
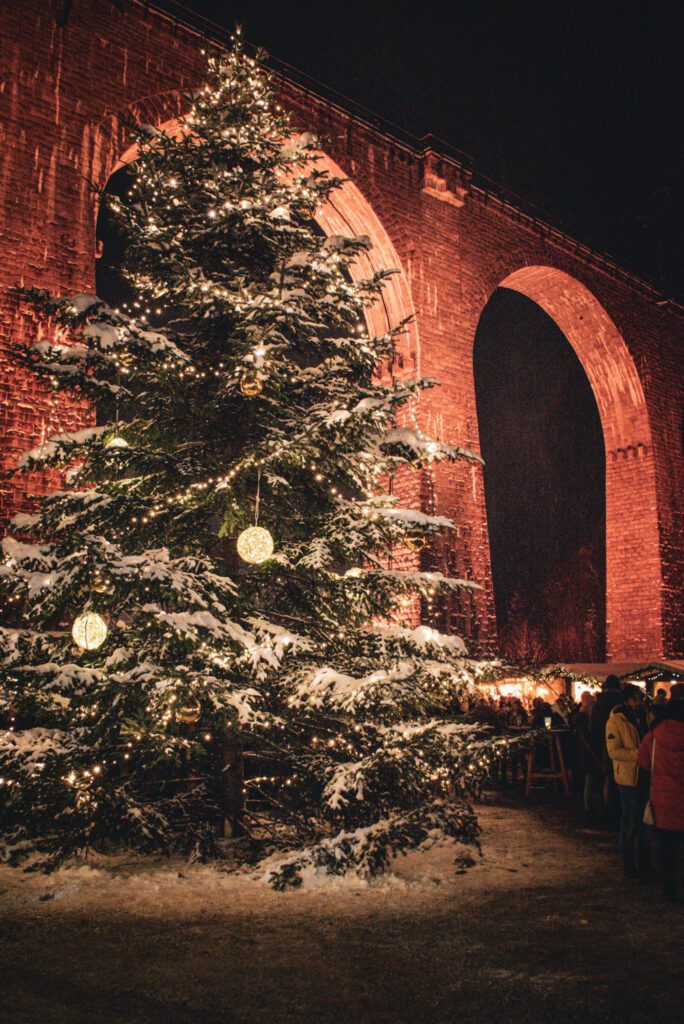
[
  {"xmin": 237, "ymin": 525, "xmax": 274, "ymax": 564},
  {"xmin": 105, "ymin": 435, "xmax": 129, "ymax": 449},
  {"xmin": 72, "ymin": 611, "xmax": 108, "ymax": 651}
]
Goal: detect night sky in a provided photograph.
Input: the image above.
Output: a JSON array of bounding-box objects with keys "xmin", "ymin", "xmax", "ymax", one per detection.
[{"xmin": 184, "ymin": 0, "xmax": 682, "ymax": 299}]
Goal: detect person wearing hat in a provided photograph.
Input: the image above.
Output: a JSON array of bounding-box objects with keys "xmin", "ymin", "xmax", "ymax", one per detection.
[
  {"xmin": 606, "ymin": 683, "xmax": 652, "ymax": 877},
  {"xmin": 638, "ymin": 682, "xmax": 684, "ymax": 902}
]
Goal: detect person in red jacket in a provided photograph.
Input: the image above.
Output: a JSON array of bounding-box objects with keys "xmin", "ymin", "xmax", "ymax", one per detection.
[{"xmin": 638, "ymin": 683, "xmax": 684, "ymax": 903}]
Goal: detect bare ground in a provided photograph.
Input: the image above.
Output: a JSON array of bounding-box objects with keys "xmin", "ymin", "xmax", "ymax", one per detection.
[{"xmin": 0, "ymin": 794, "xmax": 682, "ymax": 1024}]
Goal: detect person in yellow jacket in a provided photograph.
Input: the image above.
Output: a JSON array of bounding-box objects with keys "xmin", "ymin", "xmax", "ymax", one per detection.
[{"xmin": 606, "ymin": 684, "xmax": 652, "ymax": 877}]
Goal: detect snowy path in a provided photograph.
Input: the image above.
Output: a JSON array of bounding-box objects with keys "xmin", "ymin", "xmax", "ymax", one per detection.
[{"xmin": 0, "ymin": 799, "xmax": 681, "ymax": 1024}]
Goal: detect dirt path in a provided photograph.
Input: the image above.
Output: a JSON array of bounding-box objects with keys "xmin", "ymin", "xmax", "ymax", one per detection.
[{"xmin": 0, "ymin": 797, "xmax": 681, "ymax": 1024}]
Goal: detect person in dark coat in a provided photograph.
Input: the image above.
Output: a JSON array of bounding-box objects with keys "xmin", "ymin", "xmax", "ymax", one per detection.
[
  {"xmin": 638, "ymin": 683, "xmax": 684, "ymax": 902},
  {"xmin": 509, "ymin": 698, "xmax": 528, "ymax": 727},
  {"xmin": 574, "ymin": 691, "xmax": 604, "ymax": 817},
  {"xmin": 589, "ymin": 674, "xmax": 623, "ymax": 818},
  {"xmin": 590, "ymin": 675, "xmax": 623, "ymax": 767}
]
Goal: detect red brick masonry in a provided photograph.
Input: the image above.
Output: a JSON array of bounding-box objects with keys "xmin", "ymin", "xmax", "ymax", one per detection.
[{"xmin": 1, "ymin": 1, "xmax": 682, "ymax": 660}]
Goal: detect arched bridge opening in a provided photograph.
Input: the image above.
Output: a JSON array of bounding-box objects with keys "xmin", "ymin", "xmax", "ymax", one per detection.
[
  {"xmin": 473, "ymin": 266, "xmax": 663, "ymax": 662},
  {"xmin": 474, "ymin": 287, "xmax": 605, "ymax": 663}
]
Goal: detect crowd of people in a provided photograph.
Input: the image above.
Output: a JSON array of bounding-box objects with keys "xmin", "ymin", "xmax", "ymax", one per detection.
[{"xmin": 469, "ymin": 677, "xmax": 684, "ymax": 904}]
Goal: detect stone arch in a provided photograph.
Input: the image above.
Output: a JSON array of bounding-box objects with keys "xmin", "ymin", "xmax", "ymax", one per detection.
[
  {"xmin": 92, "ymin": 99, "xmax": 419, "ymax": 375},
  {"xmin": 312, "ymin": 156, "xmax": 420, "ymax": 377},
  {"xmin": 477, "ymin": 265, "xmax": 662, "ymax": 660}
]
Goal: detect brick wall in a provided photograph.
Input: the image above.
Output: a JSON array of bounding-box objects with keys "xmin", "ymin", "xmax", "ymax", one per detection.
[{"xmin": 1, "ymin": 0, "xmax": 681, "ymax": 659}]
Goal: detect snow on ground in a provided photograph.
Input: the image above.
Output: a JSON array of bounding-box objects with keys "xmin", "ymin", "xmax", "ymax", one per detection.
[
  {"xmin": 0, "ymin": 801, "xmax": 597, "ymax": 919},
  {"xmin": 3, "ymin": 800, "xmax": 682, "ymax": 1024}
]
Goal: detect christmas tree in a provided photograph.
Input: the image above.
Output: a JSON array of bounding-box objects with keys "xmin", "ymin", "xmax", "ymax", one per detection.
[{"xmin": 0, "ymin": 34, "xmax": 508, "ymax": 886}]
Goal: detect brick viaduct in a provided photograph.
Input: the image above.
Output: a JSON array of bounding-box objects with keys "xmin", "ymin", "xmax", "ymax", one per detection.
[{"xmin": 1, "ymin": 1, "xmax": 682, "ymax": 660}]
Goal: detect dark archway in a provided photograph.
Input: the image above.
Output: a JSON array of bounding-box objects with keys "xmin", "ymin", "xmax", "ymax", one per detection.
[
  {"xmin": 96, "ymin": 164, "xmax": 135, "ymax": 310},
  {"xmin": 474, "ymin": 287, "xmax": 606, "ymax": 662}
]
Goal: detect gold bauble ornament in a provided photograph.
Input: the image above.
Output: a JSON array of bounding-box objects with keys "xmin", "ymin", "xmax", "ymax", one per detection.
[
  {"xmin": 239, "ymin": 369, "xmax": 263, "ymax": 397},
  {"xmin": 72, "ymin": 611, "xmax": 108, "ymax": 650},
  {"xmin": 403, "ymin": 533, "xmax": 427, "ymax": 552},
  {"xmin": 105, "ymin": 435, "xmax": 129, "ymax": 449},
  {"xmin": 176, "ymin": 700, "xmax": 201, "ymax": 725},
  {"xmin": 237, "ymin": 525, "xmax": 274, "ymax": 564},
  {"xmin": 91, "ymin": 572, "xmax": 108, "ymax": 594}
]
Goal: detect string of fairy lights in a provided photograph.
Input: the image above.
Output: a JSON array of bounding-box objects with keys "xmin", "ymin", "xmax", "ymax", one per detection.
[
  {"xmin": 6, "ymin": 408, "xmax": 442, "ymax": 654},
  {"xmin": 30, "ymin": 326, "xmax": 442, "ymax": 654},
  {"xmin": 0, "ymin": 33, "xmax": 482, "ymax": 820}
]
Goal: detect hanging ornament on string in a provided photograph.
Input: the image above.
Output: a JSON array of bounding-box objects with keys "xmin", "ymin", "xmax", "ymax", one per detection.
[
  {"xmin": 72, "ymin": 611, "xmax": 108, "ymax": 650},
  {"xmin": 403, "ymin": 532, "xmax": 427, "ymax": 552},
  {"xmin": 90, "ymin": 568, "xmax": 108, "ymax": 594},
  {"xmin": 105, "ymin": 400, "xmax": 129, "ymax": 448},
  {"xmin": 105, "ymin": 434, "xmax": 129, "ymax": 449},
  {"xmin": 176, "ymin": 700, "xmax": 201, "ymax": 725},
  {"xmin": 114, "ymin": 349, "xmax": 134, "ymax": 372},
  {"xmin": 237, "ymin": 526, "xmax": 273, "ymax": 563},
  {"xmin": 239, "ymin": 367, "xmax": 263, "ymax": 397},
  {"xmin": 237, "ymin": 466, "xmax": 274, "ymax": 564}
]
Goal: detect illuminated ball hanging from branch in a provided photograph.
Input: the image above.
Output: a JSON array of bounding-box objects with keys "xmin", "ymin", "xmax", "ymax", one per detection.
[
  {"xmin": 239, "ymin": 368, "xmax": 263, "ymax": 397},
  {"xmin": 105, "ymin": 435, "xmax": 129, "ymax": 449},
  {"xmin": 176, "ymin": 700, "xmax": 201, "ymax": 725},
  {"xmin": 90, "ymin": 568, "xmax": 108, "ymax": 594},
  {"xmin": 72, "ymin": 611, "xmax": 108, "ymax": 651},
  {"xmin": 237, "ymin": 525, "xmax": 274, "ymax": 564}
]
